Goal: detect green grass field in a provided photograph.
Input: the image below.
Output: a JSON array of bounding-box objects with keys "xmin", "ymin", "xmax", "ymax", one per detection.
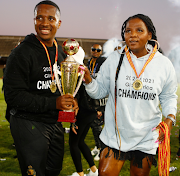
[{"xmin": 0, "ymin": 79, "xmax": 180, "ymax": 176}]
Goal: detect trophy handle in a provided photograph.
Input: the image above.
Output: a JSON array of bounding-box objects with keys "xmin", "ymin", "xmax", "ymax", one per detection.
[
  {"xmin": 53, "ymin": 62, "xmax": 63, "ymax": 95},
  {"xmin": 73, "ymin": 69, "xmax": 85, "ymax": 97}
]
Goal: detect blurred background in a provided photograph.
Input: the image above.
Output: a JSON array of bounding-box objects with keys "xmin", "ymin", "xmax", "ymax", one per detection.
[{"xmin": 0, "ymin": 0, "xmax": 180, "ymax": 80}]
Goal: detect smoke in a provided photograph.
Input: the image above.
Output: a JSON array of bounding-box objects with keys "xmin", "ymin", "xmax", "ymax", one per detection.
[
  {"xmin": 169, "ymin": 36, "xmax": 180, "ymax": 52},
  {"xmin": 165, "ymin": 0, "xmax": 180, "ymax": 56},
  {"xmin": 167, "ymin": 0, "xmax": 180, "ymax": 7},
  {"xmin": 167, "ymin": 0, "xmax": 180, "ymax": 82},
  {"xmin": 106, "ymin": 1, "xmax": 123, "ymax": 40},
  {"xmin": 103, "ymin": 0, "xmax": 180, "ymax": 57},
  {"xmin": 168, "ymin": 45, "xmax": 180, "ymax": 82},
  {"xmin": 102, "ymin": 38, "xmax": 120, "ymax": 58}
]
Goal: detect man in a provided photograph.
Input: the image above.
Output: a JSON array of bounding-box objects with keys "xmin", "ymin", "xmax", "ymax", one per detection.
[
  {"xmin": 3, "ymin": 1, "xmax": 78, "ymax": 176},
  {"xmin": 88, "ymin": 44, "xmax": 107, "ymax": 161}
]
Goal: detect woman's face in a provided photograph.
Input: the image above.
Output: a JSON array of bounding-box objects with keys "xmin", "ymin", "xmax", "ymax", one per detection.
[{"xmin": 124, "ymin": 18, "xmax": 152, "ymax": 58}]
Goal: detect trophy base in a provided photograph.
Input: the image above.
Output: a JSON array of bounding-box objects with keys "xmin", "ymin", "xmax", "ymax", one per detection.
[{"xmin": 57, "ymin": 111, "xmax": 76, "ymax": 123}]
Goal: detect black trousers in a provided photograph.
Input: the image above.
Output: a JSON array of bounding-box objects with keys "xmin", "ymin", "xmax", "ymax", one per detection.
[
  {"xmin": 69, "ymin": 117, "xmax": 95, "ymax": 172},
  {"xmin": 10, "ymin": 116, "xmax": 64, "ymax": 176},
  {"xmin": 90, "ymin": 119, "xmax": 103, "ymax": 149}
]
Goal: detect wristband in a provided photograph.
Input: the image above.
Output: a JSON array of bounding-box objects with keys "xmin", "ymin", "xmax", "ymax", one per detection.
[{"xmin": 167, "ymin": 115, "xmax": 176, "ymax": 126}]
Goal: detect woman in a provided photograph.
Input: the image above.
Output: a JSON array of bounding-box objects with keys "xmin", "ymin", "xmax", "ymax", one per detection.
[
  {"xmin": 82, "ymin": 14, "xmax": 177, "ymax": 176},
  {"xmin": 69, "ymin": 44, "xmax": 106, "ymax": 176},
  {"xmin": 69, "ymin": 77, "xmax": 102, "ymax": 176}
]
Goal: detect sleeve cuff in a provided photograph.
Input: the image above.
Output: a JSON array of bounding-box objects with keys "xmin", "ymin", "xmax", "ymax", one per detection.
[{"xmin": 84, "ymin": 78, "xmax": 95, "ymax": 90}]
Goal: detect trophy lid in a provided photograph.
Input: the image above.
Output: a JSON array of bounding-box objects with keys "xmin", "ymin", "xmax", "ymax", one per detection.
[
  {"xmin": 62, "ymin": 39, "xmax": 84, "ymax": 65},
  {"xmin": 62, "ymin": 39, "xmax": 79, "ymax": 56}
]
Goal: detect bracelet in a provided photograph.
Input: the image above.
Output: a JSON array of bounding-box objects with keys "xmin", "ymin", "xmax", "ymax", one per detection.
[
  {"xmin": 166, "ymin": 115, "xmax": 176, "ymax": 126},
  {"xmin": 72, "ymin": 123, "xmax": 77, "ymax": 128}
]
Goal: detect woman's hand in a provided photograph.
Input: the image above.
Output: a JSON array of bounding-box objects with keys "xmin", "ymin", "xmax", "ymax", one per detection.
[
  {"xmin": 97, "ymin": 111, "xmax": 102, "ymax": 119},
  {"xmin": 79, "ymin": 66, "xmax": 92, "ymax": 84},
  {"xmin": 72, "ymin": 98, "xmax": 79, "ymax": 116},
  {"xmin": 71, "ymin": 123, "xmax": 78, "ymax": 135},
  {"xmin": 156, "ymin": 114, "xmax": 175, "ymax": 143}
]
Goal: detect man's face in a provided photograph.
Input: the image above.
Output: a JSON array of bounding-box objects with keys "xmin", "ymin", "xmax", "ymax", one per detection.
[
  {"xmin": 91, "ymin": 44, "xmax": 102, "ymax": 59},
  {"xmin": 34, "ymin": 4, "xmax": 61, "ymax": 47}
]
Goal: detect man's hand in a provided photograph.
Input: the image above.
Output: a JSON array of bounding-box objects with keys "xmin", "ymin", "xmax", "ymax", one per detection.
[{"xmin": 56, "ymin": 94, "xmax": 74, "ymax": 111}]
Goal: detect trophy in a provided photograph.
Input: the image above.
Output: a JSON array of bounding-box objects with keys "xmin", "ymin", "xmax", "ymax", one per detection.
[{"xmin": 53, "ymin": 39, "xmax": 85, "ymax": 123}]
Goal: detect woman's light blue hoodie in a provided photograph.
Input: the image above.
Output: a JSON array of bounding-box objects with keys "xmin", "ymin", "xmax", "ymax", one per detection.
[{"xmin": 85, "ymin": 48, "xmax": 177, "ymax": 154}]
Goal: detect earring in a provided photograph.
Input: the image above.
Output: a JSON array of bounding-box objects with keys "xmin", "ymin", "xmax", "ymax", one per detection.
[
  {"xmin": 116, "ymin": 40, "xmax": 128, "ymax": 55},
  {"xmin": 149, "ymin": 39, "xmax": 160, "ymax": 51},
  {"xmin": 145, "ymin": 42, "xmax": 148, "ymax": 52},
  {"xmin": 145, "ymin": 42, "xmax": 153, "ymax": 53}
]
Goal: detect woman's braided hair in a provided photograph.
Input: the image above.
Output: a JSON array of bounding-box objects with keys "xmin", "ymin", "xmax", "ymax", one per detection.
[{"xmin": 121, "ymin": 14, "xmax": 157, "ymax": 47}]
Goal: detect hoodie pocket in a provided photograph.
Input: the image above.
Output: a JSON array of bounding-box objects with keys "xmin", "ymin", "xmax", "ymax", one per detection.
[{"xmin": 118, "ymin": 127, "xmax": 154, "ymax": 150}]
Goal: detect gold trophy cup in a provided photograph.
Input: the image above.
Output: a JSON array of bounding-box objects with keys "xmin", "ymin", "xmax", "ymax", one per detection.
[{"xmin": 53, "ymin": 39, "xmax": 85, "ymax": 122}]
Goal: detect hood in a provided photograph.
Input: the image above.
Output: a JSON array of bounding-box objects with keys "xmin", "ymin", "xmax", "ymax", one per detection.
[
  {"xmin": 21, "ymin": 33, "xmax": 42, "ymax": 49},
  {"xmin": 21, "ymin": 33, "xmax": 59, "ymax": 50}
]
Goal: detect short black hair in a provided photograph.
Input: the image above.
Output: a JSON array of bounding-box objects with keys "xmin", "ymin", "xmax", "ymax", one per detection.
[
  {"xmin": 121, "ymin": 14, "xmax": 157, "ymax": 47},
  {"xmin": 34, "ymin": 0, "xmax": 60, "ymax": 14},
  {"xmin": 91, "ymin": 44, "xmax": 102, "ymax": 50}
]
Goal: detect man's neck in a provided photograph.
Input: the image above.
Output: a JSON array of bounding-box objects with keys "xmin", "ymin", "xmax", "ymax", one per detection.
[
  {"xmin": 36, "ymin": 36, "xmax": 54, "ymax": 47},
  {"xmin": 91, "ymin": 57, "xmax": 98, "ymax": 60}
]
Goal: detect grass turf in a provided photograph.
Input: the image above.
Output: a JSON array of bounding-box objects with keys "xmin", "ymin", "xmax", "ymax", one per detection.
[{"xmin": 0, "ymin": 79, "xmax": 179, "ymax": 176}]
